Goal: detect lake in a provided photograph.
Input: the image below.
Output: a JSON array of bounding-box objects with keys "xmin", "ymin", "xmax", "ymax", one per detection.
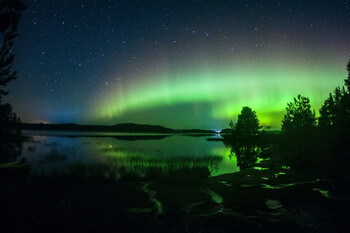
[
  {"xmin": 21, "ymin": 130, "xmax": 244, "ymax": 181},
  {"xmin": 4, "ymin": 131, "xmax": 347, "ymax": 233}
]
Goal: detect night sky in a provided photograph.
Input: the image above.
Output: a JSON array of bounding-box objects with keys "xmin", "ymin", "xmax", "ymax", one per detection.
[{"xmin": 5, "ymin": 0, "xmax": 350, "ymax": 130}]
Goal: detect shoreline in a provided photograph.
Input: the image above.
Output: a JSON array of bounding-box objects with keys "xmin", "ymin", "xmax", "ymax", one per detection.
[{"xmin": 1, "ymin": 151, "xmax": 349, "ymax": 232}]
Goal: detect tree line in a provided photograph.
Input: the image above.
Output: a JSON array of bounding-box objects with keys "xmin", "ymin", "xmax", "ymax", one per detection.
[{"xmin": 229, "ymin": 59, "xmax": 350, "ymax": 149}]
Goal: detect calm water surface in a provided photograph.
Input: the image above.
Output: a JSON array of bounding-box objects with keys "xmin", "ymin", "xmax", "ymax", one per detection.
[{"xmin": 22, "ymin": 130, "xmax": 240, "ymax": 180}]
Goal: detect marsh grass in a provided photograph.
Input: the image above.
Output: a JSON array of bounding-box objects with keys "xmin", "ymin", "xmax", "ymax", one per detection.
[{"xmin": 32, "ymin": 150, "xmax": 223, "ymax": 183}]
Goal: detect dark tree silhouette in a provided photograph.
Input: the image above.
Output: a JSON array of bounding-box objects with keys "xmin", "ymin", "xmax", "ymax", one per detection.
[
  {"xmin": 319, "ymin": 87, "xmax": 347, "ymax": 131},
  {"xmin": 281, "ymin": 95, "xmax": 316, "ymax": 135},
  {"xmin": 319, "ymin": 93, "xmax": 335, "ymax": 133},
  {"xmin": 0, "ymin": 0, "xmax": 27, "ymax": 163},
  {"xmin": 319, "ymin": 60, "xmax": 350, "ymax": 149},
  {"xmin": 280, "ymin": 95, "xmax": 317, "ymax": 166},
  {"xmin": 235, "ymin": 106, "xmax": 261, "ymax": 136},
  {"xmin": 0, "ymin": 0, "xmax": 27, "ymax": 99},
  {"xmin": 346, "ymin": 59, "xmax": 350, "ymax": 91}
]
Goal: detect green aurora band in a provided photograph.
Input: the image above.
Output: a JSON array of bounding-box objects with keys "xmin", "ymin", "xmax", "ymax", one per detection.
[{"xmin": 92, "ymin": 58, "xmax": 347, "ymax": 130}]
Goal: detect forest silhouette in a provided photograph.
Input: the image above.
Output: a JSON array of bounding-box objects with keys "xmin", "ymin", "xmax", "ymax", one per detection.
[{"xmin": 223, "ymin": 59, "xmax": 350, "ymax": 169}]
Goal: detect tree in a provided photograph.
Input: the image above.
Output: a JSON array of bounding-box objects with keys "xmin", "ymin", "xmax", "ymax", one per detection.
[
  {"xmin": 319, "ymin": 87, "xmax": 347, "ymax": 130},
  {"xmin": 281, "ymin": 95, "xmax": 316, "ymax": 135},
  {"xmin": 0, "ymin": 0, "xmax": 27, "ymax": 100},
  {"xmin": 346, "ymin": 59, "xmax": 350, "ymax": 91},
  {"xmin": 281, "ymin": 95, "xmax": 316, "ymax": 166},
  {"xmin": 235, "ymin": 106, "xmax": 261, "ymax": 136},
  {"xmin": 318, "ymin": 93, "xmax": 335, "ymax": 133},
  {"xmin": 0, "ymin": 0, "xmax": 27, "ymax": 163},
  {"xmin": 319, "ymin": 60, "xmax": 350, "ymax": 146}
]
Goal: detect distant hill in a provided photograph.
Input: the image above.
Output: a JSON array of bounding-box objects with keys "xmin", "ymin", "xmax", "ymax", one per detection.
[{"xmin": 20, "ymin": 122, "xmax": 215, "ymax": 134}]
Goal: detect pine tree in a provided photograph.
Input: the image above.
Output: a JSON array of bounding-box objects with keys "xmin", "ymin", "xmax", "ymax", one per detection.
[
  {"xmin": 346, "ymin": 59, "xmax": 350, "ymax": 91},
  {"xmin": 281, "ymin": 95, "xmax": 316, "ymax": 135},
  {"xmin": 319, "ymin": 93, "xmax": 335, "ymax": 132},
  {"xmin": 235, "ymin": 106, "xmax": 261, "ymax": 136},
  {"xmin": 0, "ymin": 0, "xmax": 26, "ymax": 163},
  {"xmin": 319, "ymin": 60, "xmax": 350, "ymax": 144},
  {"xmin": 0, "ymin": 0, "xmax": 27, "ymax": 100}
]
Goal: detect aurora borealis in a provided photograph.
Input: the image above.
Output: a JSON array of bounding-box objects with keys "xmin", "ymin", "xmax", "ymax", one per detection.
[
  {"xmin": 6, "ymin": 0, "xmax": 350, "ymax": 129},
  {"xmin": 94, "ymin": 58, "xmax": 347, "ymax": 129}
]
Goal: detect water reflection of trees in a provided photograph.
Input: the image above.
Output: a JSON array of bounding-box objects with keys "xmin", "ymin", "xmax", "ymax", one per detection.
[
  {"xmin": 0, "ymin": 129, "xmax": 24, "ymax": 163},
  {"xmin": 225, "ymin": 141, "xmax": 264, "ymax": 170},
  {"xmin": 232, "ymin": 144, "xmax": 262, "ymax": 170},
  {"xmin": 0, "ymin": 103, "xmax": 24, "ymax": 163}
]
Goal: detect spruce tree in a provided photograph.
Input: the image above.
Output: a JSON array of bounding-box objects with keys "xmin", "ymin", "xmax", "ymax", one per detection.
[{"xmin": 235, "ymin": 106, "xmax": 261, "ymax": 136}]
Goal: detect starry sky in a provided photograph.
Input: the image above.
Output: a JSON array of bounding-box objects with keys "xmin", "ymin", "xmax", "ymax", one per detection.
[{"xmin": 5, "ymin": 0, "xmax": 350, "ymax": 130}]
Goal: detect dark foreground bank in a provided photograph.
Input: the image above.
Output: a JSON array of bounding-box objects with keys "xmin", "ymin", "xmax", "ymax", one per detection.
[{"xmin": 1, "ymin": 152, "xmax": 349, "ymax": 233}]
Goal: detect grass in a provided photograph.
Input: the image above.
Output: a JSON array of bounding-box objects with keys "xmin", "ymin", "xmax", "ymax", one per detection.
[{"xmin": 30, "ymin": 149, "xmax": 224, "ymax": 182}]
